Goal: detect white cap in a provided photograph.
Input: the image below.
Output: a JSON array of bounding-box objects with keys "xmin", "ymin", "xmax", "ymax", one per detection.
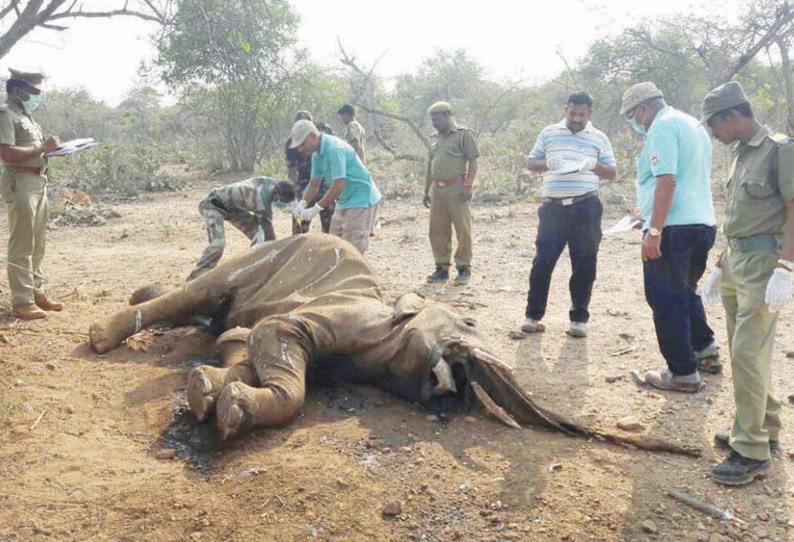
[{"xmin": 289, "ymin": 119, "xmax": 319, "ymax": 148}]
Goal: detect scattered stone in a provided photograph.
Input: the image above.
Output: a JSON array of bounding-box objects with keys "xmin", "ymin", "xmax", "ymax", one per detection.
[
  {"xmin": 336, "ymin": 478, "xmax": 350, "ymax": 489},
  {"xmin": 508, "ymin": 330, "xmax": 527, "ymax": 340},
  {"xmin": 641, "ymin": 520, "xmax": 658, "ymax": 534},
  {"xmin": 464, "ymin": 416, "xmax": 477, "ymax": 423},
  {"xmin": 155, "ymin": 449, "xmax": 177, "ymax": 460},
  {"xmin": 697, "ymin": 533, "xmax": 710, "ymax": 542},
  {"xmin": 382, "ymin": 500, "xmax": 402, "ymax": 517},
  {"xmin": 786, "ymin": 351, "xmax": 794, "ymax": 359},
  {"xmin": 617, "ymin": 417, "xmax": 645, "ymax": 432},
  {"xmin": 425, "ymin": 414, "xmax": 439, "ymax": 422},
  {"xmin": 63, "ymin": 404, "xmax": 75, "ymax": 414},
  {"xmin": 605, "ymin": 375, "xmax": 623, "ymax": 384}
]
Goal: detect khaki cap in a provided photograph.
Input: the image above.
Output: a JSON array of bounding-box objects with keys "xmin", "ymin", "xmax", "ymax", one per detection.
[
  {"xmin": 620, "ymin": 82, "xmax": 663, "ymax": 115},
  {"xmin": 8, "ymin": 68, "xmax": 45, "ymax": 91},
  {"xmin": 701, "ymin": 81, "xmax": 749, "ymax": 123},
  {"xmin": 427, "ymin": 101, "xmax": 452, "ymax": 115},
  {"xmin": 289, "ymin": 119, "xmax": 319, "ymax": 148}
]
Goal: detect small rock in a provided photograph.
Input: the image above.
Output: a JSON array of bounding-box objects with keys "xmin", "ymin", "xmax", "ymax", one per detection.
[
  {"xmin": 697, "ymin": 533, "xmax": 710, "ymax": 542},
  {"xmin": 190, "ymin": 533, "xmax": 202, "ymax": 540},
  {"xmin": 64, "ymin": 404, "xmax": 75, "ymax": 414},
  {"xmin": 155, "ymin": 449, "xmax": 177, "ymax": 460},
  {"xmin": 641, "ymin": 520, "xmax": 658, "ymax": 534},
  {"xmin": 617, "ymin": 417, "xmax": 645, "ymax": 432},
  {"xmin": 336, "ymin": 478, "xmax": 350, "ymax": 489},
  {"xmin": 425, "ymin": 414, "xmax": 439, "ymax": 422},
  {"xmin": 508, "ymin": 330, "xmax": 527, "ymax": 340},
  {"xmin": 465, "ymin": 416, "xmax": 477, "ymax": 423},
  {"xmin": 786, "ymin": 351, "xmax": 794, "ymax": 359},
  {"xmin": 382, "ymin": 500, "xmax": 402, "ymax": 517},
  {"xmin": 605, "ymin": 375, "xmax": 623, "ymax": 384}
]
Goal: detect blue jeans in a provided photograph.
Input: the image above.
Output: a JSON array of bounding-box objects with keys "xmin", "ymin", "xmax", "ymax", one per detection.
[{"xmin": 643, "ymin": 225, "xmax": 716, "ymax": 376}]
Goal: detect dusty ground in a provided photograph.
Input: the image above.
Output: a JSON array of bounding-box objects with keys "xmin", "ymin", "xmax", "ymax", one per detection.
[{"xmin": 2, "ymin": 179, "xmax": 794, "ymax": 542}]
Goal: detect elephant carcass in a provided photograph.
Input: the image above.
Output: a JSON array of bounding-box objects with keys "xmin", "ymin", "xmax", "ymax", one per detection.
[{"xmin": 89, "ymin": 234, "xmax": 699, "ymax": 456}]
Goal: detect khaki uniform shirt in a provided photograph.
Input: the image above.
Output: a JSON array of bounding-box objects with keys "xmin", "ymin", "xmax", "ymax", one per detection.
[
  {"xmin": 429, "ymin": 125, "xmax": 479, "ymax": 182},
  {"xmin": 343, "ymin": 119, "xmax": 366, "ymax": 162},
  {"xmin": 723, "ymin": 126, "xmax": 794, "ymax": 239},
  {"xmin": 0, "ymin": 100, "xmax": 46, "ymax": 168},
  {"xmin": 209, "ymin": 176, "xmax": 278, "ymax": 225}
]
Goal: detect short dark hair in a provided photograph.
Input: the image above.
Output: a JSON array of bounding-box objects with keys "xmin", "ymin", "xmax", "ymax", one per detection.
[
  {"xmin": 710, "ymin": 102, "xmax": 754, "ymax": 124},
  {"xmin": 316, "ymin": 122, "xmax": 334, "ymax": 135},
  {"xmin": 337, "ymin": 103, "xmax": 355, "ymax": 116},
  {"xmin": 275, "ymin": 181, "xmax": 296, "ymax": 202},
  {"xmin": 567, "ymin": 91, "xmax": 593, "ymax": 108}
]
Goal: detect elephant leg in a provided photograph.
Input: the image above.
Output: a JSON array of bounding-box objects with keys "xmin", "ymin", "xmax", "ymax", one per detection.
[
  {"xmin": 89, "ymin": 273, "xmax": 230, "ymax": 354},
  {"xmin": 216, "ymin": 316, "xmax": 312, "ymax": 440}
]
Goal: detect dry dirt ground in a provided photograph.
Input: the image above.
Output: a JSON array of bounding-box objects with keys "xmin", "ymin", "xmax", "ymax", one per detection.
[{"xmin": 2, "ymin": 179, "xmax": 794, "ymax": 542}]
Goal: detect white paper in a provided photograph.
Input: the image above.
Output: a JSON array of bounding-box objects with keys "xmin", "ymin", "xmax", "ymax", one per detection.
[
  {"xmin": 604, "ymin": 215, "xmax": 643, "ymax": 235},
  {"xmin": 46, "ymin": 138, "xmax": 99, "ymax": 157}
]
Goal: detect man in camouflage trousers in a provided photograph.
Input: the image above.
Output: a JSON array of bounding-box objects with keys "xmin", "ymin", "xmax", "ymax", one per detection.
[
  {"xmin": 701, "ymin": 82, "xmax": 794, "ymax": 485},
  {"xmin": 424, "ymin": 101, "xmax": 479, "ymax": 285},
  {"xmin": 187, "ymin": 177, "xmax": 295, "ymax": 281}
]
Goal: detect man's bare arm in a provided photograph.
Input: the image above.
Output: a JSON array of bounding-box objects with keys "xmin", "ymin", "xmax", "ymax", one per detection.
[
  {"xmin": 302, "ymin": 177, "xmax": 323, "ymax": 203},
  {"xmin": 0, "ymin": 136, "xmax": 59, "ymax": 164},
  {"xmin": 317, "ymin": 179, "xmax": 345, "ymax": 209}
]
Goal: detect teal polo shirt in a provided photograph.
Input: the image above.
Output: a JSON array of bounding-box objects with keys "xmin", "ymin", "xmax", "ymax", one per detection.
[
  {"xmin": 636, "ymin": 106, "xmax": 716, "ymax": 228},
  {"xmin": 310, "ymin": 135, "xmax": 382, "ymax": 210}
]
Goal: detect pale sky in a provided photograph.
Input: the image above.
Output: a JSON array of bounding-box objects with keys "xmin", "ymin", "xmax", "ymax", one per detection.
[{"xmin": 0, "ymin": 0, "xmax": 743, "ymax": 106}]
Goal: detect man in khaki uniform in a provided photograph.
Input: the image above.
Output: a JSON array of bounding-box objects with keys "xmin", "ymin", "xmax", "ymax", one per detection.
[
  {"xmin": 423, "ymin": 101, "xmax": 479, "ymax": 285},
  {"xmin": 700, "ymin": 81, "xmax": 794, "ymax": 485},
  {"xmin": 337, "ymin": 104, "xmax": 366, "ymax": 162},
  {"xmin": 0, "ymin": 69, "xmax": 61, "ymax": 320}
]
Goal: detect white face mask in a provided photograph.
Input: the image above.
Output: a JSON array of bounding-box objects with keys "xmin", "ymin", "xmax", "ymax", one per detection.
[{"xmin": 22, "ymin": 93, "xmax": 42, "ymax": 114}]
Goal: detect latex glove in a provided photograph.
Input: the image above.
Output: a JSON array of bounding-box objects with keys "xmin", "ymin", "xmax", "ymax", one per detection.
[
  {"xmin": 701, "ymin": 267, "xmax": 722, "ymax": 305},
  {"xmin": 291, "ymin": 199, "xmax": 307, "ymax": 219},
  {"xmin": 765, "ymin": 268, "xmax": 793, "ymax": 312},
  {"xmin": 298, "ymin": 203, "xmax": 323, "ymax": 222},
  {"xmin": 250, "ymin": 226, "xmax": 265, "ymax": 246},
  {"xmin": 578, "ymin": 157, "xmax": 598, "ymax": 173},
  {"xmin": 423, "ymin": 192, "xmax": 431, "ymax": 208},
  {"xmin": 546, "ymin": 155, "xmax": 564, "ymax": 171}
]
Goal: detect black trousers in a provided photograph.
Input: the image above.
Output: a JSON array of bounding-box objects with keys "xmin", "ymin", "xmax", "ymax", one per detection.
[
  {"xmin": 643, "ymin": 225, "xmax": 716, "ymax": 376},
  {"xmin": 525, "ymin": 196, "xmax": 602, "ymax": 324}
]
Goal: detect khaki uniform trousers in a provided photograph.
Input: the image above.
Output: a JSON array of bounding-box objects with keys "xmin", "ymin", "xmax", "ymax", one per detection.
[
  {"xmin": 0, "ymin": 171, "xmax": 48, "ymax": 306},
  {"xmin": 429, "ymin": 182, "xmax": 472, "ymax": 269},
  {"xmin": 722, "ymin": 249, "xmax": 782, "ymax": 461},
  {"xmin": 329, "ymin": 204, "xmax": 378, "ymax": 254}
]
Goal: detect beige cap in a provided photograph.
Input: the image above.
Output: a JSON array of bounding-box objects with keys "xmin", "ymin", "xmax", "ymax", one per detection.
[
  {"xmin": 427, "ymin": 101, "xmax": 452, "ymax": 115},
  {"xmin": 289, "ymin": 119, "xmax": 319, "ymax": 149},
  {"xmin": 620, "ymin": 82, "xmax": 663, "ymax": 115},
  {"xmin": 701, "ymin": 81, "xmax": 749, "ymax": 123},
  {"xmin": 8, "ymin": 68, "xmax": 45, "ymax": 91}
]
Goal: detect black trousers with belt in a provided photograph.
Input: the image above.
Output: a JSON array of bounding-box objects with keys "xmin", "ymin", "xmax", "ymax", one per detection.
[{"xmin": 525, "ymin": 194, "xmax": 602, "ymax": 324}]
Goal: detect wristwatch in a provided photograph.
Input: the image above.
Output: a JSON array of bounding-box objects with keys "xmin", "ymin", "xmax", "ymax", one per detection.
[
  {"xmin": 777, "ymin": 259, "xmax": 794, "ymax": 272},
  {"xmin": 647, "ymin": 227, "xmax": 662, "ymax": 237}
]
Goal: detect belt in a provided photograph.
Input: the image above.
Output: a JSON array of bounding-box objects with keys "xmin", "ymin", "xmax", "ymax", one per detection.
[
  {"xmin": 542, "ymin": 191, "xmax": 599, "ymax": 207},
  {"xmin": 726, "ymin": 234, "xmax": 780, "ymax": 253},
  {"xmin": 8, "ymin": 166, "xmax": 46, "ymax": 176},
  {"xmin": 433, "ymin": 177, "xmax": 465, "ymax": 188}
]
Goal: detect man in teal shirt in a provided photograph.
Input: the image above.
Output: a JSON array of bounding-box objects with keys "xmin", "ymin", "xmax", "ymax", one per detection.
[
  {"xmin": 621, "ymin": 82, "xmax": 719, "ymax": 392},
  {"xmin": 289, "ymin": 120, "xmax": 381, "ymax": 253}
]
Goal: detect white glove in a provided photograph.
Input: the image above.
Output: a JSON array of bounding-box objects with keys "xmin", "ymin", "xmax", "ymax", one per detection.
[
  {"xmin": 765, "ymin": 268, "xmax": 793, "ymax": 312},
  {"xmin": 292, "ymin": 199, "xmax": 307, "ymax": 219},
  {"xmin": 701, "ymin": 267, "xmax": 723, "ymax": 305},
  {"xmin": 578, "ymin": 158, "xmax": 598, "ymax": 173},
  {"xmin": 546, "ymin": 155, "xmax": 564, "ymax": 171},
  {"xmin": 250, "ymin": 226, "xmax": 265, "ymax": 246},
  {"xmin": 298, "ymin": 203, "xmax": 323, "ymax": 222}
]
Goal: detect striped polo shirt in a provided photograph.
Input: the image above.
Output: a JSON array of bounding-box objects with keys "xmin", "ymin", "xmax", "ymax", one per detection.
[{"xmin": 528, "ymin": 120, "xmax": 616, "ymax": 198}]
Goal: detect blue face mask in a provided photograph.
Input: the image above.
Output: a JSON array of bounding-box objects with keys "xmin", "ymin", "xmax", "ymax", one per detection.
[
  {"xmin": 22, "ymin": 93, "xmax": 42, "ymax": 114},
  {"xmin": 273, "ymin": 201, "xmax": 288, "ymax": 211}
]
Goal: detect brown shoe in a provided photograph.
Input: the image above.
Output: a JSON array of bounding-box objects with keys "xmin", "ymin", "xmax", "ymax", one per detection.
[
  {"xmin": 12, "ymin": 303, "xmax": 47, "ymax": 320},
  {"xmin": 34, "ymin": 293, "xmax": 64, "ymax": 312}
]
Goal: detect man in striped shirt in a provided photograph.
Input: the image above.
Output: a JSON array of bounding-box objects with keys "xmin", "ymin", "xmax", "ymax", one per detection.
[{"xmin": 522, "ymin": 92, "xmax": 617, "ymax": 338}]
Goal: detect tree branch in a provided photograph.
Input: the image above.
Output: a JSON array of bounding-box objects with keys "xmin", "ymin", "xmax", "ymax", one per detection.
[{"xmin": 354, "ymin": 102, "xmax": 431, "ymax": 152}]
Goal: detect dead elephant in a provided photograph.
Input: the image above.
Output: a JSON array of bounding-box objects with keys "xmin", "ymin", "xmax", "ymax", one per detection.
[{"xmin": 89, "ymin": 234, "xmax": 699, "ymax": 455}]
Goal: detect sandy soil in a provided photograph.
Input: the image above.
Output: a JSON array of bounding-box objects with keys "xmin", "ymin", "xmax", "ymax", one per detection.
[{"xmin": 1, "ymin": 180, "xmax": 794, "ymax": 542}]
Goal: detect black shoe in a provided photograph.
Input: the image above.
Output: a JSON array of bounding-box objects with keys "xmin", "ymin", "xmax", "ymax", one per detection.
[
  {"xmin": 427, "ymin": 267, "xmax": 449, "ymax": 283},
  {"xmin": 712, "ymin": 451, "xmax": 770, "ymax": 486},
  {"xmin": 454, "ymin": 267, "xmax": 471, "ymax": 285},
  {"xmin": 714, "ymin": 431, "xmax": 779, "ymax": 453}
]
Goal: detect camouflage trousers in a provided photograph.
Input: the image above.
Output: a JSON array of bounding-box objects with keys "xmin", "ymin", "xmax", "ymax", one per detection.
[{"xmin": 187, "ymin": 197, "xmax": 262, "ymax": 281}]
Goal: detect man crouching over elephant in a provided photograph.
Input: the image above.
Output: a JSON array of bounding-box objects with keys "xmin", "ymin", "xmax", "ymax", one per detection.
[{"xmin": 88, "ymin": 234, "xmax": 700, "ymax": 456}]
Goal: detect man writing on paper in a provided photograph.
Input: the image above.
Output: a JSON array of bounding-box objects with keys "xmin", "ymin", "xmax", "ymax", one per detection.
[{"xmin": 0, "ymin": 69, "xmax": 62, "ymax": 320}]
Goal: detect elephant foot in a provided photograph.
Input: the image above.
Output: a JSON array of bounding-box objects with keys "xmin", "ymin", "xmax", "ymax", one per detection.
[
  {"xmin": 216, "ymin": 382, "xmax": 258, "ymax": 441},
  {"xmin": 89, "ymin": 323, "xmax": 115, "ymax": 354},
  {"xmin": 187, "ymin": 366, "xmax": 227, "ymax": 422}
]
